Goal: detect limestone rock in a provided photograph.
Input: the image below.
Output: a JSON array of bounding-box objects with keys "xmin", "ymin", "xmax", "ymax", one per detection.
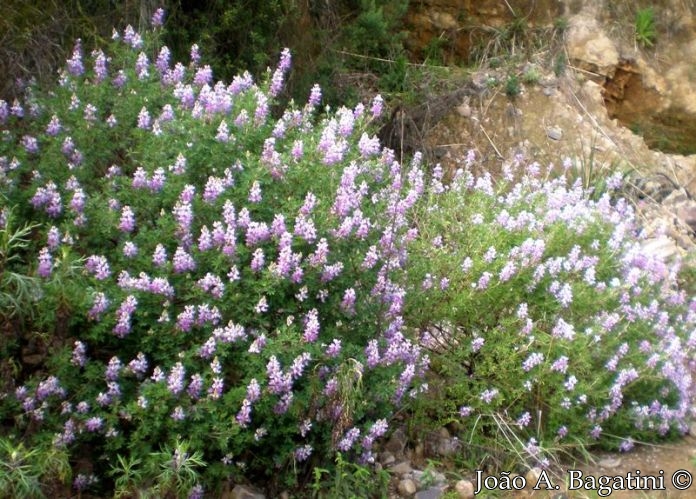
[
  {"xmin": 566, "ymin": 15, "xmax": 619, "ymax": 77},
  {"xmin": 398, "ymin": 478, "xmax": 418, "ymax": 496},
  {"xmin": 546, "ymin": 126, "xmax": 563, "ymax": 141},
  {"xmin": 229, "ymin": 485, "xmax": 266, "ymax": 499},
  {"xmin": 455, "ymin": 479, "xmax": 475, "ymax": 499}
]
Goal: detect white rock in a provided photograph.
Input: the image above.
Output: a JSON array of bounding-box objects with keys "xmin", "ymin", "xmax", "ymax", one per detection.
[
  {"xmin": 398, "ymin": 478, "xmax": 418, "ymax": 496},
  {"xmin": 455, "ymin": 479, "xmax": 475, "ymax": 499}
]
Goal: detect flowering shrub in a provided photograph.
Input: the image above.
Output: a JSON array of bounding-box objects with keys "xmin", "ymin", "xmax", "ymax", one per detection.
[
  {"xmin": 406, "ymin": 154, "xmax": 696, "ymax": 466},
  {"xmin": 0, "ymin": 12, "xmax": 427, "ymax": 496}
]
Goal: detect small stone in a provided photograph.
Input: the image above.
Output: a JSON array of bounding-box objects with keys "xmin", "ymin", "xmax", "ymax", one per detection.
[
  {"xmin": 455, "ymin": 479, "xmax": 475, "ymax": 499},
  {"xmin": 457, "ymin": 103, "xmax": 472, "ymax": 117},
  {"xmin": 598, "ymin": 457, "xmax": 622, "ymax": 468},
  {"xmin": 390, "ymin": 461, "xmax": 414, "ymax": 475},
  {"xmin": 415, "ymin": 487, "xmax": 444, "ymax": 499},
  {"xmin": 438, "ymin": 427, "xmax": 451, "ymax": 439},
  {"xmin": 546, "ymin": 126, "xmax": 563, "ymax": 140},
  {"xmin": 398, "ymin": 478, "xmax": 417, "ymax": 496}
]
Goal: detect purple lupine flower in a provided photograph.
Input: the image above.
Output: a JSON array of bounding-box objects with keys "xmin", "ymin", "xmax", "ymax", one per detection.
[
  {"xmin": 172, "ymin": 246, "xmax": 196, "ymax": 273},
  {"xmin": 371, "ymin": 94, "xmax": 384, "ymax": 118},
  {"xmin": 551, "ymin": 356, "xmax": 569, "ymax": 373},
  {"xmin": 340, "ymin": 288, "xmax": 356, "ymax": 315},
  {"xmin": 522, "ymin": 352, "xmax": 544, "ymax": 372},
  {"xmin": 137, "ymin": 107, "xmax": 151, "ymax": 129},
  {"xmin": 250, "ymin": 248, "xmax": 265, "ymax": 272},
  {"xmin": 167, "ymin": 362, "xmax": 186, "ymax": 395},
  {"xmin": 246, "ymin": 378, "xmax": 261, "ymax": 402},
  {"xmin": 119, "ymin": 206, "xmax": 135, "ymax": 232},
  {"xmin": 45, "ymin": 115, "xmax": 62, "ymax": 136},
  {"xmin": 274, "ymin": 392, "xmax": 294, "ymax": 414},
  {"xmin": 208, "ymin": 377, "xmax": 224, "ymax": 399},
  {"xmin": 337, "ymin": 427, "xmax": 361, "ymax": 451},
  {"xmin": 105, "ymin": 357, "xmax": 122, "ymax": 381},
  {"xmin": 289, "ymin": 352, "xmax": 311, "ymax": 381},
  {"xmin": 325, "ymin": 338, "xmax": 341, "ymax": 358},
  {"xmin": 66, "ymin": 39, "xmax": 84, "ymax": 76},
  {"xmin": 193, "ymin": 65, "xmax": 213, "ymax": 86},
  {"xmin": 83, "ymin": 104, "xmax": 98, "ymax": 123},
  {"xmin": 590, "ymin": 425, "xmax": 602, "ymax": 439},
  {"xmin": 552, "ymin": 318, "xmax": 575, "ymax": 341},
  {"xmin": 153, "ymin": 244, "xmax": 167, "ymax": 267},
  {"xmin": 113, "ymin": 295, "xmax": 137, "ymax": 338},
  {"xmin": 303, "ymin": 309, "xmax": 320, "ymax": 342},
  {"xmin": 476, "ymin": 272, "xmax": 492, "ymax": 290},
  {"xmin": 152, "ymin": 8, "xmax": 165, "ymax": 27},
  {"xmin": 123, "ymin": 241, "xmax": 138, "ymax": 258},
  {"xmin": 267, "ymin": 356, "xmax": 291, "ymax": 394},
  {"xmin": 84, "ymin": 416, "xmax": 103, "ymax": 432},
  {"xmin": 295, "ymin": 445, "xmax": 313, "ymax": 462},
  {"xmin": 37, "ymin": 247, "xmax": 52, "ymax": 277},
  {"xmin": 248, "ymin": 181, "xmax": 262, "ymax": 203},
  {"xmin": 564, "ymin": 375, "xmax": 577, "ymax": 391},
  {"xmin": 216, "ymin": 120, "xmax": 229, "ymax": 142},
  {"xmin": 92, "ymin": 49, "xmax": 109, "ymax": 82},
  {"xmin": 127, "ymin": 352, "xmax": 148, "ymax": 378},
  {"xmin": 71, "ymin": 341, "xmax": 87, "ymax": 367},
  {"xmin": 135, "ymin": 52, "xmax": 149, "ymax": 80},
  {"xmin": 307, "ymin": 83, "xmax": 322, "ymax": 107},
  {"xmin": 480, "ymin": 388, "xmax": 499, "ymax": 404},
  {"xmin": 187, "ymin": 374, "xmax": 203, "ymax": 399},
  {"xmin": 112, "ymin": 70, "xmax": 127, "ymax": 88},
  {"xmin": 171, "ymin": 406, "xmax": 186, "ymax": 421},
  {"xmin": 176, "ymin": 306, "xmax": 196, "ymax": 332},
  {"xmin": 10, "ymin": 99, "xmax": 23, "ymax": 117},
  {"xmin": 236, "ymin": 399, "xmax": 252, "ymax": 427}
]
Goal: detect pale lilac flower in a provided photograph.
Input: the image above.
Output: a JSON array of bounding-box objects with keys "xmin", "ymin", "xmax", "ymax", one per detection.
[
  {"xmin": 37, "ymin": 247, "xmax": 52, "ymax": 277},
  {"xmin": 119, "ymin": 206, "xmax": 135, "ymax": 232},
  {"xmin": 66, "ymin": 39, "xmax": 84, "ymax": 76},
  {"xmin": 152, "ymin": 8, "xmax": 165, "ymax": 27},
  {"xmin": 303, "ymin": 309, "xmax": 320, "ymax": 342},
  {"xmin": 248, "ymin": 181, "xmax": 262, "ymax": 203},
  {"xmin": 480, "ymin": 388, "xmax": 499, "ymax": 404},
  {"xmin": 71, "ymin": 341, "xmax": 87, "ymax": 367}
]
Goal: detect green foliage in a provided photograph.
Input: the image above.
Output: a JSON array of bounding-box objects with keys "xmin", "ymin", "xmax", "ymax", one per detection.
[
  {"xmin": 0, "ymin": 438, "xmax": 71, "ymax": 497},
  {"xmin": 164, "ymin": 0, "xmax": 292, "ymax": 86},
  {"xmin": 505, "ymin": 74, "xmax": 521, "ymax": 98},
  {"xmin": 635, "ymin": 7, "xmax": 657, "ymax": 48},
  {"xmin": 0, "ymin": 207, "xmax": 41, "ymax": 326},
  {"xmin": 0, "ymin": 20, "xmax": 424, "ymax": 496},
  {"xmin": 406, "ymin": 157, "xmax": 695, "ymax": 471},
  {"xmin": 522, "ymin": 66, "xmax": 541, "ymax": 85}
]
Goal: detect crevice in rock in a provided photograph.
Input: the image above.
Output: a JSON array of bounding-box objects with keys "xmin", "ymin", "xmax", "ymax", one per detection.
[{"xmin": 603, "ymin": 60, "xmax": 696, "ymax": 156}]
